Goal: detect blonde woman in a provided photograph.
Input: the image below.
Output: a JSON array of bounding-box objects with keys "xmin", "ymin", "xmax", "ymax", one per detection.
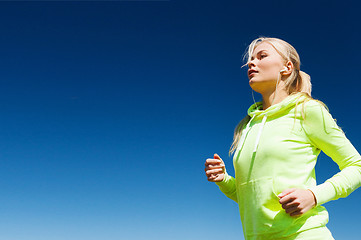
[{"xmin": 204, "ymin": 37, "xmax": 361, "ymax": 239}]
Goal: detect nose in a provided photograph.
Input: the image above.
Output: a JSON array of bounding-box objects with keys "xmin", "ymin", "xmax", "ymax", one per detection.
[{"xmin": 248, "ymin": 60, "xmax": 255, "ymax": 69}]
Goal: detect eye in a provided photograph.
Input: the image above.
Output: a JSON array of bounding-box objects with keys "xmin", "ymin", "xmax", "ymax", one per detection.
[{"xmin": 260, "ymin": 54, "xmax": 267, "ymax": 59}]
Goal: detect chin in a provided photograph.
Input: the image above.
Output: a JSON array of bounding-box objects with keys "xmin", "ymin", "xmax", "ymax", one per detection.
[
  {"xmin": 249, "ymin": 79, "xmax": 259, "ymax": 87},
  {"xmin": 249, "ymin": 77, "xmax": 262, "ymax": 85}
]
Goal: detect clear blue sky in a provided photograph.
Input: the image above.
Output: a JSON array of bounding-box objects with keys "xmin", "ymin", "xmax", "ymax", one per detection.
[{"xmin": 0, "ymin": 1, "xmax": 360, "ymax": 239}]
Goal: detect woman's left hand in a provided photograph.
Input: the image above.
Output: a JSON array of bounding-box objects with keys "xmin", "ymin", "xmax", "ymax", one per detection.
[{"xmin": 278, "ymin": 188, "xmax": 317, "ymax": 217}]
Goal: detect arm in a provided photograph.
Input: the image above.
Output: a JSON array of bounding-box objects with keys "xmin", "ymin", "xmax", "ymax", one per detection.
[
  {"xmin": 215, "ymin": 172, "xmax": 238, "ymax": 203},
  {"xmin": 303, "ymin": 101, "xmax": 361, "ymax": 206}
]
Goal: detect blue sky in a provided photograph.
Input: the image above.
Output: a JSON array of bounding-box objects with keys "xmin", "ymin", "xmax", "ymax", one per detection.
[{"xmin": 0, "ymin": 1, "xmax": 360, "ymax": 239}]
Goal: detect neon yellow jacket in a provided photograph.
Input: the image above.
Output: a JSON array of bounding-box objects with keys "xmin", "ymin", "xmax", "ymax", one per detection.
[{"xmin": 216, "ymin": 93, "xmax": 361, "ymax": 239}]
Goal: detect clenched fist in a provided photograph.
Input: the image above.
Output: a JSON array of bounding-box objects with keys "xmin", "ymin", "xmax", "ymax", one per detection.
[
  {"xmin": 205, "ymin": 154, "xmax": 226, "ymax": 182},
  {"xmin": 278, "ymin": 188, "xmax": 317, "ymax": 216}
]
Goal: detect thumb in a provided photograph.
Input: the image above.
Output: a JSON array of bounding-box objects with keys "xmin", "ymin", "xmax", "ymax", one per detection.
[
  {"xmin": 278, "ymin": 188, "xmax": 296, "ymax": 198},
  {"xmin": 214, "ymin": 153, "xmax": 221, "ymax": 160},
  {"xmin": 214, "ymin": 153, "xmax": 226, "ymax": 173}
]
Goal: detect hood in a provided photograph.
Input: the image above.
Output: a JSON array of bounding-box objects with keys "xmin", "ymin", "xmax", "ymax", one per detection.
[{"xmin": 248, "ymin": 92, "xmax": 308, "ymax": 119}]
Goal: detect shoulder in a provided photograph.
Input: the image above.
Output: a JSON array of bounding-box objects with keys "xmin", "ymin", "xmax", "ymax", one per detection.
[
  {"xmin": 302, "ymin": 99, "xmax": 338, "ymax": 133},
  {"xmin": 304, "ymin": 99, "xmax": 327, "ymax": 110},
  {"xmin": 303, "ymin": 99, "xmax": 329, "ymax": 119},
  {"xmin": 292, "ymin": 98, "xmax": 327, "ymax": 122}
]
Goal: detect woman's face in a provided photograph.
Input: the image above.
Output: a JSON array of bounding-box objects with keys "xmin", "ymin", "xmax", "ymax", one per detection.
[{"xmin": 247, "ymin": 42, "xmax": 286, "ymax": 92}]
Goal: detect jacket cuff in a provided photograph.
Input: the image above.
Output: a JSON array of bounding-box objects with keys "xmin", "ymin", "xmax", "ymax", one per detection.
[
  {"xmin": 309, "ymin": 181, "xmax": 337, "ymax": 206},
  {"xmin": 215, "ymin": 172, "xmax": 231, "ymax": 188}
]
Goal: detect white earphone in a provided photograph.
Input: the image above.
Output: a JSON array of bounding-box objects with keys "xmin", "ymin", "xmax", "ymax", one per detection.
[{"xmin": 280, "ymin": 67, "xmax": 288, "ymax": 73}]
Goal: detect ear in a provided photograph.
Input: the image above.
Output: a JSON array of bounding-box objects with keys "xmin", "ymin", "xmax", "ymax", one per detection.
[{"xmin": 281, "ymin": 61, "xmax": 294, "ymax": 75}]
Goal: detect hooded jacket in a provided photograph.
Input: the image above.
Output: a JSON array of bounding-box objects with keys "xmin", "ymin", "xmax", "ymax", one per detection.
[{"xmin": 216, "ymin": 93, "xmax": 361, "ymax": 239}]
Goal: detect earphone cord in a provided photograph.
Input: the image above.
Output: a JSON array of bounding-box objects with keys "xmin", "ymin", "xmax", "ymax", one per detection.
[
  {"xmin": 271, "ymin": 72, "xmax": 281, "ymax": 106},
  {"xmin": 251, "ymin": 88, "xmax": 258, "ymax": 109}
]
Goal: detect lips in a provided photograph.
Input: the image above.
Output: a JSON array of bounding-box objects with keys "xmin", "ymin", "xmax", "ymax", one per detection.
[{"xmin": 248, "ymin": 69, "xmax": 258, "ymax": 77}]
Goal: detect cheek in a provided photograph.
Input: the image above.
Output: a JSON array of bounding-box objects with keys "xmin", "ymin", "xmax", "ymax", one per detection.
[{"xmin": 259, "ymin": 60, "xmax": 281, "ymax": 74}]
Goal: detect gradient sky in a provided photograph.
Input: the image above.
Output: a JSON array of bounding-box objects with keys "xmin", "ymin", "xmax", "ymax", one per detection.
[{"xmin": 0, "ymin": 1, "xmax": 360, "ymax": 239}]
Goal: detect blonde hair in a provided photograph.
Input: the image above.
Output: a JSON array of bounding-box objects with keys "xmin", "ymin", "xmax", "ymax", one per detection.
[{"xmin": 229, "ymin": 37, "xmax": 313, "ymax": 155}]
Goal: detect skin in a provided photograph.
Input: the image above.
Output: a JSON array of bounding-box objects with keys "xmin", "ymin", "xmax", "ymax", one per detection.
[
  {"xmin": 248, "ymin": 42, "xmax": 292, "ymax": 110},
  {"xmin": 204, "ymin": 41, "xmax": 317, "ymax": 217},
  {"xmin": 204, "ymin": 154, "xmax": 225, "ymax": 182}
]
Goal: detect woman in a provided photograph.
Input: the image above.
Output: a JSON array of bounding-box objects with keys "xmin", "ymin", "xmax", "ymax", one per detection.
[{"xmin": 204, "ymin": 37, "xmax": 361, "ymax": 239}]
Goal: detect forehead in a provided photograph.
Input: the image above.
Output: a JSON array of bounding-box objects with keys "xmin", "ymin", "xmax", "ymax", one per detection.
[{"xmin": 252, "ymin": 42, "xmax": 277, "ymax": 56}]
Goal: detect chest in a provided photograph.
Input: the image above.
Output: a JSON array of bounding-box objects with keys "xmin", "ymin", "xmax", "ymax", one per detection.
[{"xmin": 233, "ymin": 114, "xmax": 316, "ymax": 179}]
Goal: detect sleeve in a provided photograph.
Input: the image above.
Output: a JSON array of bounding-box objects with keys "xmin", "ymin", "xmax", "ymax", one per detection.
[
  {"xmin": 215, "ymin": 172, "xmax": 238, "ymax": 203},
  {"xmin": 303, "ymin": 100, "xmax": 361, "ymax": 206}
]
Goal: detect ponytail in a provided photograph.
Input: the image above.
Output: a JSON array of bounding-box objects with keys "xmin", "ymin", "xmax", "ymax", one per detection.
[
  {"xmin": 298, "ymin": 70, "xmax": 312, "ymax": 96},
  {"xmin": 287, "ymin": 70, "xmax": 312, "ymax": 96}
]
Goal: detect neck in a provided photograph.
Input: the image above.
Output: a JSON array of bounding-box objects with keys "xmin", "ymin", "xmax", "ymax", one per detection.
[{"xmin": 262, "ymin": 87, "xmax": 289, "ymax": 110}]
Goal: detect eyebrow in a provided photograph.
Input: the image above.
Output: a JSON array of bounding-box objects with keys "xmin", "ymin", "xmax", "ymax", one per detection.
[{"xmin": 250, "ymin": 49, "xmax": 268, "ymax": 60}]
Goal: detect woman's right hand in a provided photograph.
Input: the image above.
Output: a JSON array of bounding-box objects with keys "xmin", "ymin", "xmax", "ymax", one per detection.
[{"xmin": 205, "ymin": 154, "xmax": 226, "ymax": 182}]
